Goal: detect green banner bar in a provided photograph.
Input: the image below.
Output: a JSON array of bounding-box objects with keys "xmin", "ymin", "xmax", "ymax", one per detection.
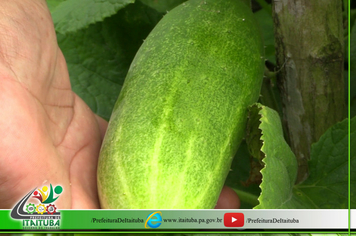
[
  {"xmin": 0, "ymin": 210, "xmax": 22, "ymax": 229},
  {"xmin": 0, "ymin": 209, "xmax": 348, "ymax": 231},
  {"xmin": 1, "ymin": 210, "xmax": 227, "ymax": 230}
]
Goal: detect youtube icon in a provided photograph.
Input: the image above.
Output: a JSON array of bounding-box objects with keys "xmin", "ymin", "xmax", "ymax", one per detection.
[{"xmin": 224, "ymin": 213, "xmax": 244, "ymax": 227}]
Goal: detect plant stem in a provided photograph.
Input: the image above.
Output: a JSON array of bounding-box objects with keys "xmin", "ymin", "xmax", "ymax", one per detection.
[
  {"xmin": 232, "ymin": 188, "xmax": 259, "ymax": 207},
  {"xmin": 272, "ymin": 0, "xmax": 345, "ymax": 183},
  {"xmin": 259, "ymin": 67, "xmax": 283, "ymax": 121}
]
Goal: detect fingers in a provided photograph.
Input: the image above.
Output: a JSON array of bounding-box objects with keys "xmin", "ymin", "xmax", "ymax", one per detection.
[
  {"xmin": 215, "ymin": 185, "xmax": 241, "ymax": 209},
  {"xmin": 0, "ymin": 0, "xmax": 58, "ymax": 95}
]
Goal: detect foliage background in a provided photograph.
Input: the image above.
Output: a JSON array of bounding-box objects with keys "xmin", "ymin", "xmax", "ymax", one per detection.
[{"xmin": 46, "ymin": 0, "xmax": 352, "ymax": 209}]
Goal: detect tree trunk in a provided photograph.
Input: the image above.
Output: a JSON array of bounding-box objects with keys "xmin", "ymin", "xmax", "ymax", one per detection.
[{"xmin": 272, "ymin": 0, "xmax": 345, "ymax": 183}]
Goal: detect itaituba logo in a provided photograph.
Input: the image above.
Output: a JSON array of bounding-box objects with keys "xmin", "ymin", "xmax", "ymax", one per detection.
[{"xmin": 10, "ymin": 184, "xmax": 63, "ymax": 230}]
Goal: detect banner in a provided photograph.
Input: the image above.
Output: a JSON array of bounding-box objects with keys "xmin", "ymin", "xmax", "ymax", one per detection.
[{"xmin": 0, "ymin": 209, "xmax": 348, "ymax": 230}]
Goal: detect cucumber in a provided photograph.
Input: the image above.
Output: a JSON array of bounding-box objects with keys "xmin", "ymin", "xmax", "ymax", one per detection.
[{"xmin": 97, "ymin": 0, "xmax": 264, "ymax": 209}]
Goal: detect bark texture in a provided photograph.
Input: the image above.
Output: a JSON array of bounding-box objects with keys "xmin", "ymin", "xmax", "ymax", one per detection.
[{"xmin": 272, "ymin": 0, "xmax": 345, "ymax": 183}]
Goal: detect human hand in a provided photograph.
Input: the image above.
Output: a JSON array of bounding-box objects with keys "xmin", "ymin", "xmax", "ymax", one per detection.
[
  {"xmin": 0, "ymin": 0, "xmax": 107, "ymax": 209},
  {"xmin": 0, "ymin": 0, "xmax": 239, "ymax": 210}
]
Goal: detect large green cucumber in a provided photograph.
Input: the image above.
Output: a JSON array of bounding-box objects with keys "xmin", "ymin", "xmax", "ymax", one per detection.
[{"xmin": 98, "ymin": 0, "xmax": 264, "ymax": 209}]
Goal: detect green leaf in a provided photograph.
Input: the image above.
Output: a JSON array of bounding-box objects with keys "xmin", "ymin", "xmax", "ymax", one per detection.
[
  {"xmin": 350, "ymin": 22, "xmax": 356, "ymax": 117},
  {"xmin": 46, "ymin": 0, "xmax": 67, "ymax": 13},
  {"xmin": 254, "ymin": 8, "xmax": 275, "ymax": 64},
  {"xmin": 250, "ymin": 104, "xmax": 349, "ymax": 209},
  {"xmin": 52, "ymin": 0, "xmax": 134, "ymax": 35},
  {"xmin": 254, "ymin": 0, "xmax": 272, "ymax": 15},
  {"xmin": 350, "ymin": 117, "xmax": 356, "ymax": 208},
  {"xmin": 309, "ymin": 234, "xmax": 349, "ymax": 236},
  {"xmin": 225, "ymin": 103, "xmax": 266, "ymax": 209},
  {"xmin": 293, "ymin": 118, "xmax": 349, "ymax": 209},
  {"xmin": 251, "ymin": 104, "xmax": 298, "ymax": 209},
  {"xmin": 139, "ymin": 0, "xmax": 187, "ymax": 13},
  {"xmin": 351, "ymin": 9, "xmax": 356, "ymax": 31},
  {"xmin": 58, "ymin": 1, "xmax": 162, "ymax": 120},
  {"xmin": 173, "ymin": 234, "xmax": 265, "ymax": 236},
  {"xmin": 225, "ymin": 140, "xmax": 261, "ymax": 209}
]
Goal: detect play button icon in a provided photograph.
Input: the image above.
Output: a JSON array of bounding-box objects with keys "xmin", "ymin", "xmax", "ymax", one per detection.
[{"xmin": 224, "ymin": 213, "xmax": 244, "ymax": 227}]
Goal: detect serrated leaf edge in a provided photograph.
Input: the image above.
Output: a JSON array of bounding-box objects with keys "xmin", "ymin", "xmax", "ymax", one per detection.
[{"xmin": 252, "ymin": 103, "xmax": 298, "ymax": 209}]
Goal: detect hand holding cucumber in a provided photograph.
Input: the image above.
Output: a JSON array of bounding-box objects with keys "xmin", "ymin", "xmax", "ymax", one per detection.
[
  {"xmin": 0, "ymin": 0, "xmax": 105, "ymax": 209},
  {"xmin": 0, "ymin": 0, "xmax": 240, "ymax": 210}
]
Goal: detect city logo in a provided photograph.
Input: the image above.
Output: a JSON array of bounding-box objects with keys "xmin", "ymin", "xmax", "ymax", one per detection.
[
  {"xmin": 223, "ymin": 213, "xmax": 244, "ymax": 227},
  {"xmin": 10, "ymin": 184, "xmax": 63, "ymax": 230},
  {"xmin": 145, "ymin": 211, "xmax": 162, "ymax": 229}
]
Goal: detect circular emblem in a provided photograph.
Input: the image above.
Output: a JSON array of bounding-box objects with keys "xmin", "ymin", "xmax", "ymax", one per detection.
[
  {"xmin": 36, "ymin": 204, "xmax": 46, "ymax": 214},
  {"xmin": 46, "ymin": 204, "xmax": 57, "ymax": 214},
  {"xmin": 26, "ymin": 203, "xmax": 36, "ymax": 214}
]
